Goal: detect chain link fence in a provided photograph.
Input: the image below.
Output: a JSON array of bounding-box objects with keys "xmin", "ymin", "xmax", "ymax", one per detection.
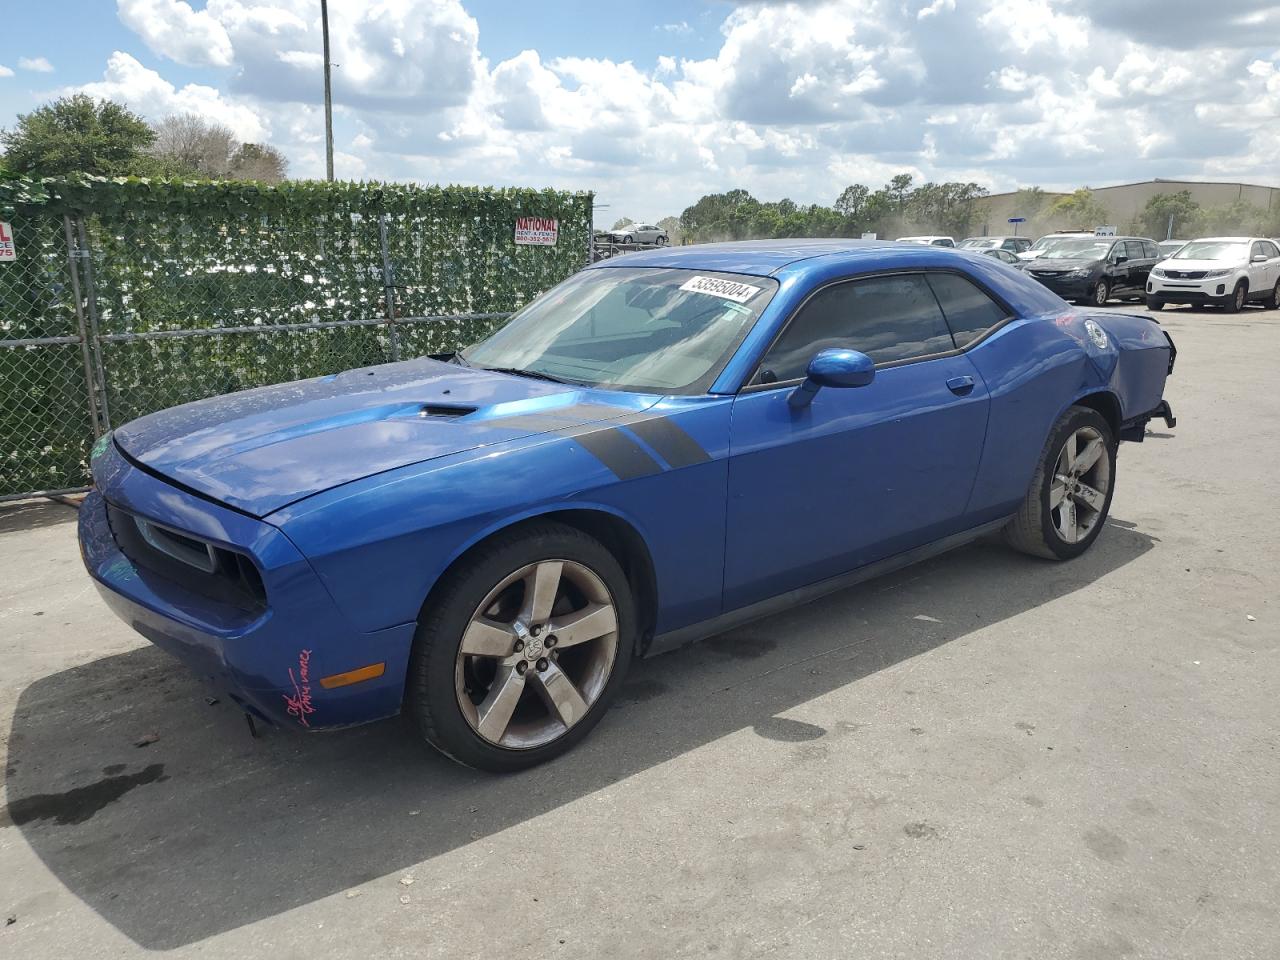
[{"xmin": 0, "ymin": 179, "xmax": 592, "ymax": 500}]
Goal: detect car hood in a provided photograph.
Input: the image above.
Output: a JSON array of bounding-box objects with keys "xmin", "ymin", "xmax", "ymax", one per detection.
[
  {"xmin": 113, "ymin": 357, "xmax": 657, "ymax": 517},
  {"xmin": 1158, "ymin": 258, "xmax": 1238, "ymax": 271},
  {"xmin": 1026, "ymin": 258, "xmax": 1100, "ymax": 271}
]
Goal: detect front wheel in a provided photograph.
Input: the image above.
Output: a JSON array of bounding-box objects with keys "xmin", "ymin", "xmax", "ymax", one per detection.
[
  {"xmin": 622, "ymin": 234, "xmax": 633, "ymax": 244},
  {"xmin": 406, "ymin": 522, "xmax": 634, "ymax": 771},
  {"xmin": 1265, "ymin": 279, "xmax": 1280, "ymax": 310},
  {"xmin": 1145, "ymin": 297, "xmax": 1165, "ymax": 311},
  {"xmin": 1092, "ymin": 279, "xmax": 1111, "ymax": 307},
  {"xmin": 1005, "ymin": 406, "xmax": 1117, "ymax": 560},
  {"xmin": 1223, "ymin": 281, "xmax": 1246, "ymax": 313}
]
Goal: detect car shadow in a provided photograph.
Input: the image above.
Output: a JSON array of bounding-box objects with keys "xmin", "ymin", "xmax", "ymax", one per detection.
[
  {"xmin": 3, "ymin": 520, "xmax": 1155, "ymax": 949},
  {"xmin": 0, "ymin": 498, "xmax": 82, "ymax": 536}
]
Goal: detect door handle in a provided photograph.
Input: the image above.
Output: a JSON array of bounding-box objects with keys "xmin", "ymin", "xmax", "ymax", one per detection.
[{"xmin": 946, "ymin": 375, "xmax": 975, "ymax": 396}]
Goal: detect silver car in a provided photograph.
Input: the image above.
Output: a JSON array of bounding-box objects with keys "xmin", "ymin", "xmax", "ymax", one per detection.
[{"xmin": 604, "ymin": 223, "xmax": 669, "ymax": 246}]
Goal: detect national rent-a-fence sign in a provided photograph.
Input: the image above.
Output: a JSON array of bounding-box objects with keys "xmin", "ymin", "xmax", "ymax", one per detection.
[{"xmin": 514, "ymin": 216, "xmax": 558, "ymax": 246}]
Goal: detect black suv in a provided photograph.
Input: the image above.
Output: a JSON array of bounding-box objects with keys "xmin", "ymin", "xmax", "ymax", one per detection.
[{"xmin": 1023, "ymin": 237, "xmax": 1161, "ymax": 306}]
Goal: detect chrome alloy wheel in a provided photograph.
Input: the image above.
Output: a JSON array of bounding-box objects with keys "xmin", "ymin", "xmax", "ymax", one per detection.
[
  {"xmin": 454, "ymin": 560, "xmax": 619, "ymax": 749},
  {"xmin": 1049, "ymin": 425, "xmax": 1111, "ymax": 544}
]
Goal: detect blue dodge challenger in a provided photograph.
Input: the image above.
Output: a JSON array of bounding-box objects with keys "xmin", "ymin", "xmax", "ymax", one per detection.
[{"xmin": 80, "ymin": 240, "xmax": 1176, "ymax": 770}]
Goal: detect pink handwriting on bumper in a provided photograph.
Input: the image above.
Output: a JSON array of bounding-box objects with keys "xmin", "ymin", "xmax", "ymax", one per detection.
[{"xmin": 283, "ymin": 649, "xmax": 315, "ymax": 726}]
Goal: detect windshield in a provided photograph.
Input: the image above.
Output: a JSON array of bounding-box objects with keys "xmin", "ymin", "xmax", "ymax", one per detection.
[
  {"xmin": 1173, "ymin": 241, "xmax": 1248, "ymax": 261},
  {"xmin": 959, "ymin": 238, "xmax": 998, "ymax": 248},
  {"xmin": 1043, "ymin": 239, "xmax": 1112, "ymax": 260},
  {"xmin": 461, "ymin": 267, "xmax": 777, "ymax": 394}
]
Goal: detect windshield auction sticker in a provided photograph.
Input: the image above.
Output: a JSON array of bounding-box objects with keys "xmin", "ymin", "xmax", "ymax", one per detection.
[{"xmin": 678, "ymin": 275, "xmax": 761, "ymax": 303}]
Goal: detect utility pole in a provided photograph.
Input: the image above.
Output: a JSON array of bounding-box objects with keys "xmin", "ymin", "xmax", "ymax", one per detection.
[{"xmin": 321, "ymin": 0, "xmax": 334, "ymax": 181}]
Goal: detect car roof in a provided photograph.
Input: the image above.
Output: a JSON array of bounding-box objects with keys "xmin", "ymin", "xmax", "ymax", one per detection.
[
  {"xmin": 588, "ymin": 238, "xmax": 911, "ymax": 277},
  {"xmin": 1195, "ymin": 236, "xmax": 1252, "ymax": 242}
]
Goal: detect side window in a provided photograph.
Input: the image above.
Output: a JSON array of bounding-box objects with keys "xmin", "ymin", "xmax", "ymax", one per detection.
[
  {"xmin": 1250, "ymin": 242, "xmax": 1265, "ymax": 261},
  {"xmin": 1263, "ymin": 241, "xmax": 1280, "ymax": 258},
  {"xmin": 926, "ymin": 273, "xmax": 1009, "ymax": 348},
  {"xmin": 1142, "ymin": 241, "xmax": 1159, "ymax": 259},
  {"xmin": 757, "ymin": 274, "xmax": 954, "ymax": 382}
]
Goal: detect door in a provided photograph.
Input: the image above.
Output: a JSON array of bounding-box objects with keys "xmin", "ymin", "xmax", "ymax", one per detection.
[
  {"xmin": 724, "ymin": 271, "xmax": 993, "ymax": 611},
  {"xmin": 1249, "ymin": 241, "xmax": 1276, "ymax": 293},
  {"xmin": 1261, "ymin": 241, "xmax": 1280, "ymax": 292},
  {"xmin": 1125, "ymin": 241, "xmax": 1154, "ymax": 293},
  {"xmin": 1106, "ymin": 241, "xmax": 1133, "ymax": 295}
]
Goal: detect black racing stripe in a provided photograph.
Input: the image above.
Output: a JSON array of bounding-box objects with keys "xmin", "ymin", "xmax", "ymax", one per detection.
[
  {"xmin": 567, "ymin": 426, "xmax": 663, "ymax": 481},
  {"xmin": 623, "ymin": 416, "xmax": 711, "ymax": 469}
]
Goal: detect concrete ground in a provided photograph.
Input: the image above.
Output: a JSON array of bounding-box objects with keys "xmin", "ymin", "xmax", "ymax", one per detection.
[{"xmin": 1, "ymin": 304, "xmax": 1276, "ymax": 959}]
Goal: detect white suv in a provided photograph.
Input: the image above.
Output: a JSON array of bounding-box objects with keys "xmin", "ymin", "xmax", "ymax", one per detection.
[{"xmin": 1147, "ymin": 237, "xmax": 1280, "ymax": 312}]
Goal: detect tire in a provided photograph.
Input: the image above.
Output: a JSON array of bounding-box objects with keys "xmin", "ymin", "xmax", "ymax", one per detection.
[
  {"xmin": 406, "ymin": 521, "xmax": 635, "ymax": 772},
  {"xmin": 623, "ymin": 234, "xmax": 633, "ymax": 244},
  {"xmin": 656, "ymin": 235, "xmax": 668, "ymax": 247},
  {"xmin": 1265, "ymin": 279, "xmax": 1280, "ymax": 310},
  {"xmin": 1092, "ymin": 279, "xmax": 1110, "ymax": 307},
  {"xmin": 1223, "ymin": 280, "xmax": 1246, "ymax": 313},
  {"xmin": 1004, "ymin": 406, "xmax": 1117, "ymax": 561},
  {"xmin": 1145, "ymin": 297, "xmax": 1165, "ymax": 311}
]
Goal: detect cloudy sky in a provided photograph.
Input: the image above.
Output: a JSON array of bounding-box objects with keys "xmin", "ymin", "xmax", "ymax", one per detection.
[{"xmin": 2, "ymin": 1, "xmax": 1278, "ymax": 223}]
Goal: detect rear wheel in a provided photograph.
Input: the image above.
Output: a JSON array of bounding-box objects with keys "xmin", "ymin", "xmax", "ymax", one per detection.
[
  {"xmin": 1005, "ymin": 406, "xmax": 1117, "ymax": 560},
  {"xmin": 1223, "ymin": 280, "xmax": 1247, "ymax": 313},
  {"xmin": 406, "ymin": 522, "xmax": 634, "ymax": 771},
  {"xmin": 1265, "ymin": 279, "xmax": 1280, "ymax": 310},
  {"xmin": 1091, "ymin": 279, "xmax": 1111, "ymax": 307},
  {"xmin": 1145, "ymin": 297, "xmax": 1165, "ymax": 311}
]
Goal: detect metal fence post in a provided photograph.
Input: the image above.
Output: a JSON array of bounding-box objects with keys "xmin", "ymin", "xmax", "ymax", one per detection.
[
  {"xmin": 74, "ymin": 216, "xmax": 112, "ymax": 430},
  {"xmin": 379, "ymin": 213, "xmax": 400, "ymax": 362},
  {"xmin": 63, "ymin": 215, "xmax": 104, "ymax": 437}
]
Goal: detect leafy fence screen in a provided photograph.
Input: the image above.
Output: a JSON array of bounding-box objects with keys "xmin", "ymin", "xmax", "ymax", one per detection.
[{"xmin": 0, "ymin": 178, "xmax": 592, "ymax": 499}]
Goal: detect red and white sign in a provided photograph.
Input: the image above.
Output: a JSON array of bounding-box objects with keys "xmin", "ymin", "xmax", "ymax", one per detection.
[
  {"xmin": 0, "ymin": 222, "xmax": 15, "ymax": 261},
  {"xmin": 514, "ymin": 216, "xmax": 558, "ymax": 246}
]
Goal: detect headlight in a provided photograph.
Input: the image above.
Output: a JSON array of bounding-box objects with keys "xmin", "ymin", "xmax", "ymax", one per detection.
[
  {"xmin": 1152, "ymin": 267, "xmax": 1166, "ymax": 278},
  {"xmin": 1203, "ymin": 269, "xmax": 1230, "ymax": 279},
  {"xmin": 1065, "ymin": 268, "xmax": 1091, "ymax": 279}
]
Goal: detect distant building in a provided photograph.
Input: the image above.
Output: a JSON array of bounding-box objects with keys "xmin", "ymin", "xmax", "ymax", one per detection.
[{"xmin": 974, "ymin": 178, "xmax": 1280, "ymax": 238}]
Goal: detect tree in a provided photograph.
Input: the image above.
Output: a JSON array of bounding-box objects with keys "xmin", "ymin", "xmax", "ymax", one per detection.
[
  {"xmin": 1046, "ymin": 189, "xmax": 1110, "ymax": 230},
  {"xmin": 657, "ymin": 215, "xmax": 682, "ymax": 244},
  {"xmin": 229, "ymin": 142, "xmax": 288, "ymax": 183},
  {"xmin": 834, "ymin": 183, "xmax": 869, "ymax": 218},
  {"xmin": 887, "ymin": 173, "xmax": 914, "ymax": 209},
  {"xmin": 1010, "ymin": 187, "xmax": 1049, "ymax": 222},
  {"xmin": 150, "ymin": 114, "xmax": 238, "ymax": 177},
  {"xmin": 148, "ymin": 116, "xmax": 288, "ymax": 183},
  {"xmin": 1138, "ymin": 191, "xmax": 1201, "ymax": 240},
  {"xmin": 0, "ymin": 94, "xmax": 155, "ymax": 177}
]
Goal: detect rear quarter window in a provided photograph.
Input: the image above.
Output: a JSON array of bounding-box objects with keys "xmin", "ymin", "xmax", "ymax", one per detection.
[{"xmin": 925, "ymin": 273, "xmax": 1009, "ymax": 348}]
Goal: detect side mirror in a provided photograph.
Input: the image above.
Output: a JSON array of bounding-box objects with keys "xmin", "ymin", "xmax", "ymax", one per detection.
[
  {"xmin": 1113, "ymin": 255, "xmax": 1128, "ymax": 264},
  {"xmin": 1252, "ymin": 254, "xmax": 1268, "ymax": 263},
  {"xmin": 788, "ymin": 348, "xmax": 875, "ymax": 410}
]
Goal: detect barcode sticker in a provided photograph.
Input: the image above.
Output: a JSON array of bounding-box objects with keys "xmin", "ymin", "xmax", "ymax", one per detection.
[{"xmin": 677, "ymin": 275, "xmax": 761, "ymax": 303}]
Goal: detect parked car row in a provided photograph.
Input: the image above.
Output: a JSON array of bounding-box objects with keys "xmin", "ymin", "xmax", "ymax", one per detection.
[{"xmin": 906, "ymin": 229, "xmax": 1280, "ymax": 312}]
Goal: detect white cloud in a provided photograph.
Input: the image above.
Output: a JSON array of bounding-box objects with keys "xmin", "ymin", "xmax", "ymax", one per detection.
[
  {"xmin": 19, "ymin": 57, "xmax": 54, "ymax": 73},
  {"xmin": 117, "ymin": 0, "xmax": 234, "ymax": 67},
  {"xmin": 76, "ymin": 51, "xmax": 267, "ymax": 142},
  {"xmin": 86, "ymin": 0, "xmax": 1280, "ymax": 220},
  {"xmin": 0, "ymin": 65, "xmax": 14, "ymax": 78}
]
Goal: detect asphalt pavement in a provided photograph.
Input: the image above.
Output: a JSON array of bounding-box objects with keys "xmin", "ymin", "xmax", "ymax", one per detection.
[{"xmin": 1, "ymin": 303, "xmax": 1276, "ymax": 959}]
